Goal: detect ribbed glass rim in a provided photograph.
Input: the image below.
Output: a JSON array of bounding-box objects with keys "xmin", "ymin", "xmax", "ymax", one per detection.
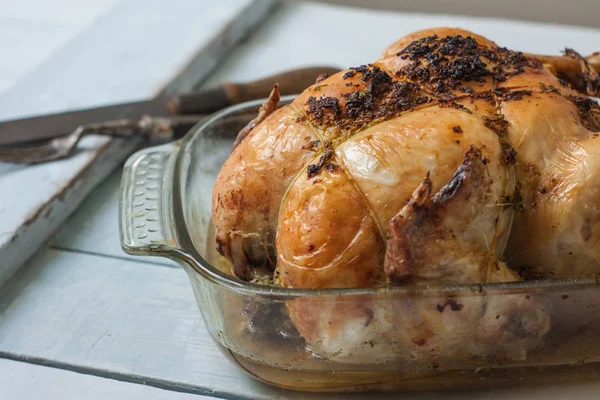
[{"xmin": 167, "ymin": 95, "xmax": 600, "ymax": 298}]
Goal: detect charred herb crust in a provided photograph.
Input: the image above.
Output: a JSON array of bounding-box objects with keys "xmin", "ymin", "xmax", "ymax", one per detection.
[
  {"xmin": 304, "ymin": 34, "xmax": 597, "ymax": 137},
  {"xmin": 483, "ymin": 115, "xmax": 518, "ymax": 165},
  {"xmin": 396, "ymin": 34, "xmax": 541, "ymax": 93},
  {"xmin": 539, "ymin": 82, "xmax": 561, "ymax": 94},
  {"xmin": 304, "ymin": 34, "xmax": 545, "ymax": 134},
  {"xmin": 306, "ymin": 96, "xmax": 341, "ymax": 120},
  {"xmin": 307, "ymin": 65, "xmax": 431, "ymax": 130},
  {"xmin": 568, "ymin": 94, "xmax": 600, "ymax": 131},
  {"xmin": 307, "ymin": 149, "xmax": 339, "ymax": 178},
  {"xmin": 483, "ymin": 116, "xmax": 509, "ymax": 136},
  {"xmin": 492, "ymin": 88, "xmax": 533, "ymax": 101}
]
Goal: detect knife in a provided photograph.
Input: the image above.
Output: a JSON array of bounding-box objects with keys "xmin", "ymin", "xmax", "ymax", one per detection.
[{"xmin": 0, "ymin": 66, "xmax": 340, "ymax": 146}]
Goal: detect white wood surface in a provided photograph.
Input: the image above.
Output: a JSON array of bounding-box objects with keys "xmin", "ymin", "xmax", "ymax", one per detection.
[
  {"xmin": 0, "ymin": 249, "xmax": 328, "ymax": 400},
  {"xmin": 4, "ymin": 1, "xmax": 600, "ymax": 399},
  {"xmin": 0, "ymin": 0, "xmax": 276, "ymax": 289},
  {"xmin": 0, "ymin": 0, "xmax": 125, "ymax": 286},
  {"xmin": 0, "ymin": 0, "xmax": 273, "ymax": 119},
  {"xmin": 1, "ymin": 249, "xmax": 599, "ymax": 400},
  {"xmin": 0, "ymin": 0, "xmax": 120, "ymax": 94},
  {"xmin": 53, "ymin": 168, "xmax": 176, "ymax": 267},
  {"xmin": 0, "ymin": 358, "xmax": 211, "ymax": 400},
  {"xmin": 0, "ymin": 137, "xmax": 140, "ymax": 288}
]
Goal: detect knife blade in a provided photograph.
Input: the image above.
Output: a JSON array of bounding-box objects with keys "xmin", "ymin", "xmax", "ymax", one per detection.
[{"xmin": 0, "ymin": 66, "xmax": 340, "ymax": 146}]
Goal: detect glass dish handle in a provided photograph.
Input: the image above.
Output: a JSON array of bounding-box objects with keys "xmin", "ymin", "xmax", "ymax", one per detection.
[{"xmin": 119, "ymin": 142, "xmax": 181, "ymax": 257}]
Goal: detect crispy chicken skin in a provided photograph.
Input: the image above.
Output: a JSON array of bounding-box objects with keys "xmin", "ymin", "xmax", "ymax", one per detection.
[
  {"xmin": 212, "ymin": 27, "xmax": 599, "ymax": 361},
  {"xmin": 384, "ymin": 146, "xmax": 503, "ymax": 285}
]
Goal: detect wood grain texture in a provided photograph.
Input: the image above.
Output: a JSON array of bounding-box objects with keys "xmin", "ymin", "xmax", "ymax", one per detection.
[
  {"xmin": 0, "ymin": 136, "xmax": 141, "ymax": 289},
  {"xmin": 0, "ymin": 358, "xmax": 211, "ymax": 400},
  {"xmin": 0, "ymin": 0, "xmax": 276, "ymax": 289},
  {"xmin": 53, "ymin": 168, "xmax": 176, "ymax": 267},
  {"xmin": 0, "ymin": 0, "xmax": 274, "ymax": 119},
  {"xmin": 0, "ymin": 0, "xmax": 125, "ymax": 285},
  {"xmin": 0, "ymin": 249, "xmax": 318, "ymax": 400},
  {"xmin": 2, "ymin": 249, "xmax": 600, "ymax": 399},
  {"xmin": 0, "ymin": 0, "xmax": 120, "ymax": 94}
]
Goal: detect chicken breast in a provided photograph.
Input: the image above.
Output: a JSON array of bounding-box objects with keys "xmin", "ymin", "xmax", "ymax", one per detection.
[{"xmin": 211, "ymin": 27, "xmax": 599, "ymax": 362}]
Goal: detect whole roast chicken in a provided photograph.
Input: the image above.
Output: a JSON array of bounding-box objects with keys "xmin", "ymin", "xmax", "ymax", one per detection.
[{"xmin": 211, "ymin": 28, "xmax": 600, "ymax": 362}]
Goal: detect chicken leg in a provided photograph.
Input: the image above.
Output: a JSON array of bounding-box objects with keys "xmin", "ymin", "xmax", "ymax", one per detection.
[{"xmin": 384, "ymin": 146, "xmax": 550, "ymax": 361}]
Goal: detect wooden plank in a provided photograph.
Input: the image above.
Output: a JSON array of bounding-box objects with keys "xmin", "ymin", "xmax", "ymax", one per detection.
[
  {"xmin": 0, "ymin": 137, "xmax": 140, "ymax": 289},
  {"xmin": 0, "ymin": 0, "xmax": 277, "ymax": 289},
  {"xmin": 52, "ymin": 167, "xmax": 175, "ymax": 266},
  {"xmin": 0, "ymin": 249, "xmax": 293, "ymax": 400},
  {"xmin": 0, "ymin": 0, "xmax": 120, "ymax": 94},
  {"xmin": 0, "ymin": 358, "xmax": 211, "ymax": 400},
  {"xmin": 2, "ymin": 249, "xmax": 600, "ymax": 400},
  {"xmin": 0, "ymin": 0, "xmax": 275, "ymax": 119}
]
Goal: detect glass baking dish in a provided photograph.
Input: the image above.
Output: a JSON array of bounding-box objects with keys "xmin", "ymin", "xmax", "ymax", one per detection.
[{"xmin": 119, "ymin": 95, "xmax": 600, "ymax": 392}]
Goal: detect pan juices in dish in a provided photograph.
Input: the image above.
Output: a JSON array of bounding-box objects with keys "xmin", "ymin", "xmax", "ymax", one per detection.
[{"xmin": 212, "ymin": 27, "xmax": 600, "ymax": 363}]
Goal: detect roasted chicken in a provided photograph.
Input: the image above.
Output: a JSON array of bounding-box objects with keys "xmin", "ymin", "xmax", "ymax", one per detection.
[{"xmin": 211, "ymin": 27, "xmax": 599, "ymax": 362}]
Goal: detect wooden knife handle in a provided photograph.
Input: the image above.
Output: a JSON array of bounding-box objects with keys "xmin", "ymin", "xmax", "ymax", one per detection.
[{"xmin": 165, "ymin": 66, "xmax": 341, "ymax": 115}]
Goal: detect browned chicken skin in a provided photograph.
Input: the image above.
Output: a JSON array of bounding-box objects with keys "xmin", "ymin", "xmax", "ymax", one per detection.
[
  {"xmin": 384, "ymin": 146, "xmax": 503, "ymax": 285},
  {"xmin": 212, "ymin": 27, "xmax": 599, "ymax": 362}
]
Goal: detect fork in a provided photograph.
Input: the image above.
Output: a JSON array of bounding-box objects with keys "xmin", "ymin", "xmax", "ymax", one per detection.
[{"xmin": 0, "ymin": 115, "xmax": 204, "ymax": 164}]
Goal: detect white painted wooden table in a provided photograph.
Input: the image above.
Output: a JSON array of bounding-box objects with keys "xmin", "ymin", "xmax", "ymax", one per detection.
[{"xmin": 2, "ymin": 1, "xmax": 600, "ymax": 399}]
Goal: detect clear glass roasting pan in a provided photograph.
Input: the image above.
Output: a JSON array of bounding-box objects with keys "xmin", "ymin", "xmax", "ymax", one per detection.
[{"xmin": 119, "ymin": 95, "xmax": 600, "ymax": 392}]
